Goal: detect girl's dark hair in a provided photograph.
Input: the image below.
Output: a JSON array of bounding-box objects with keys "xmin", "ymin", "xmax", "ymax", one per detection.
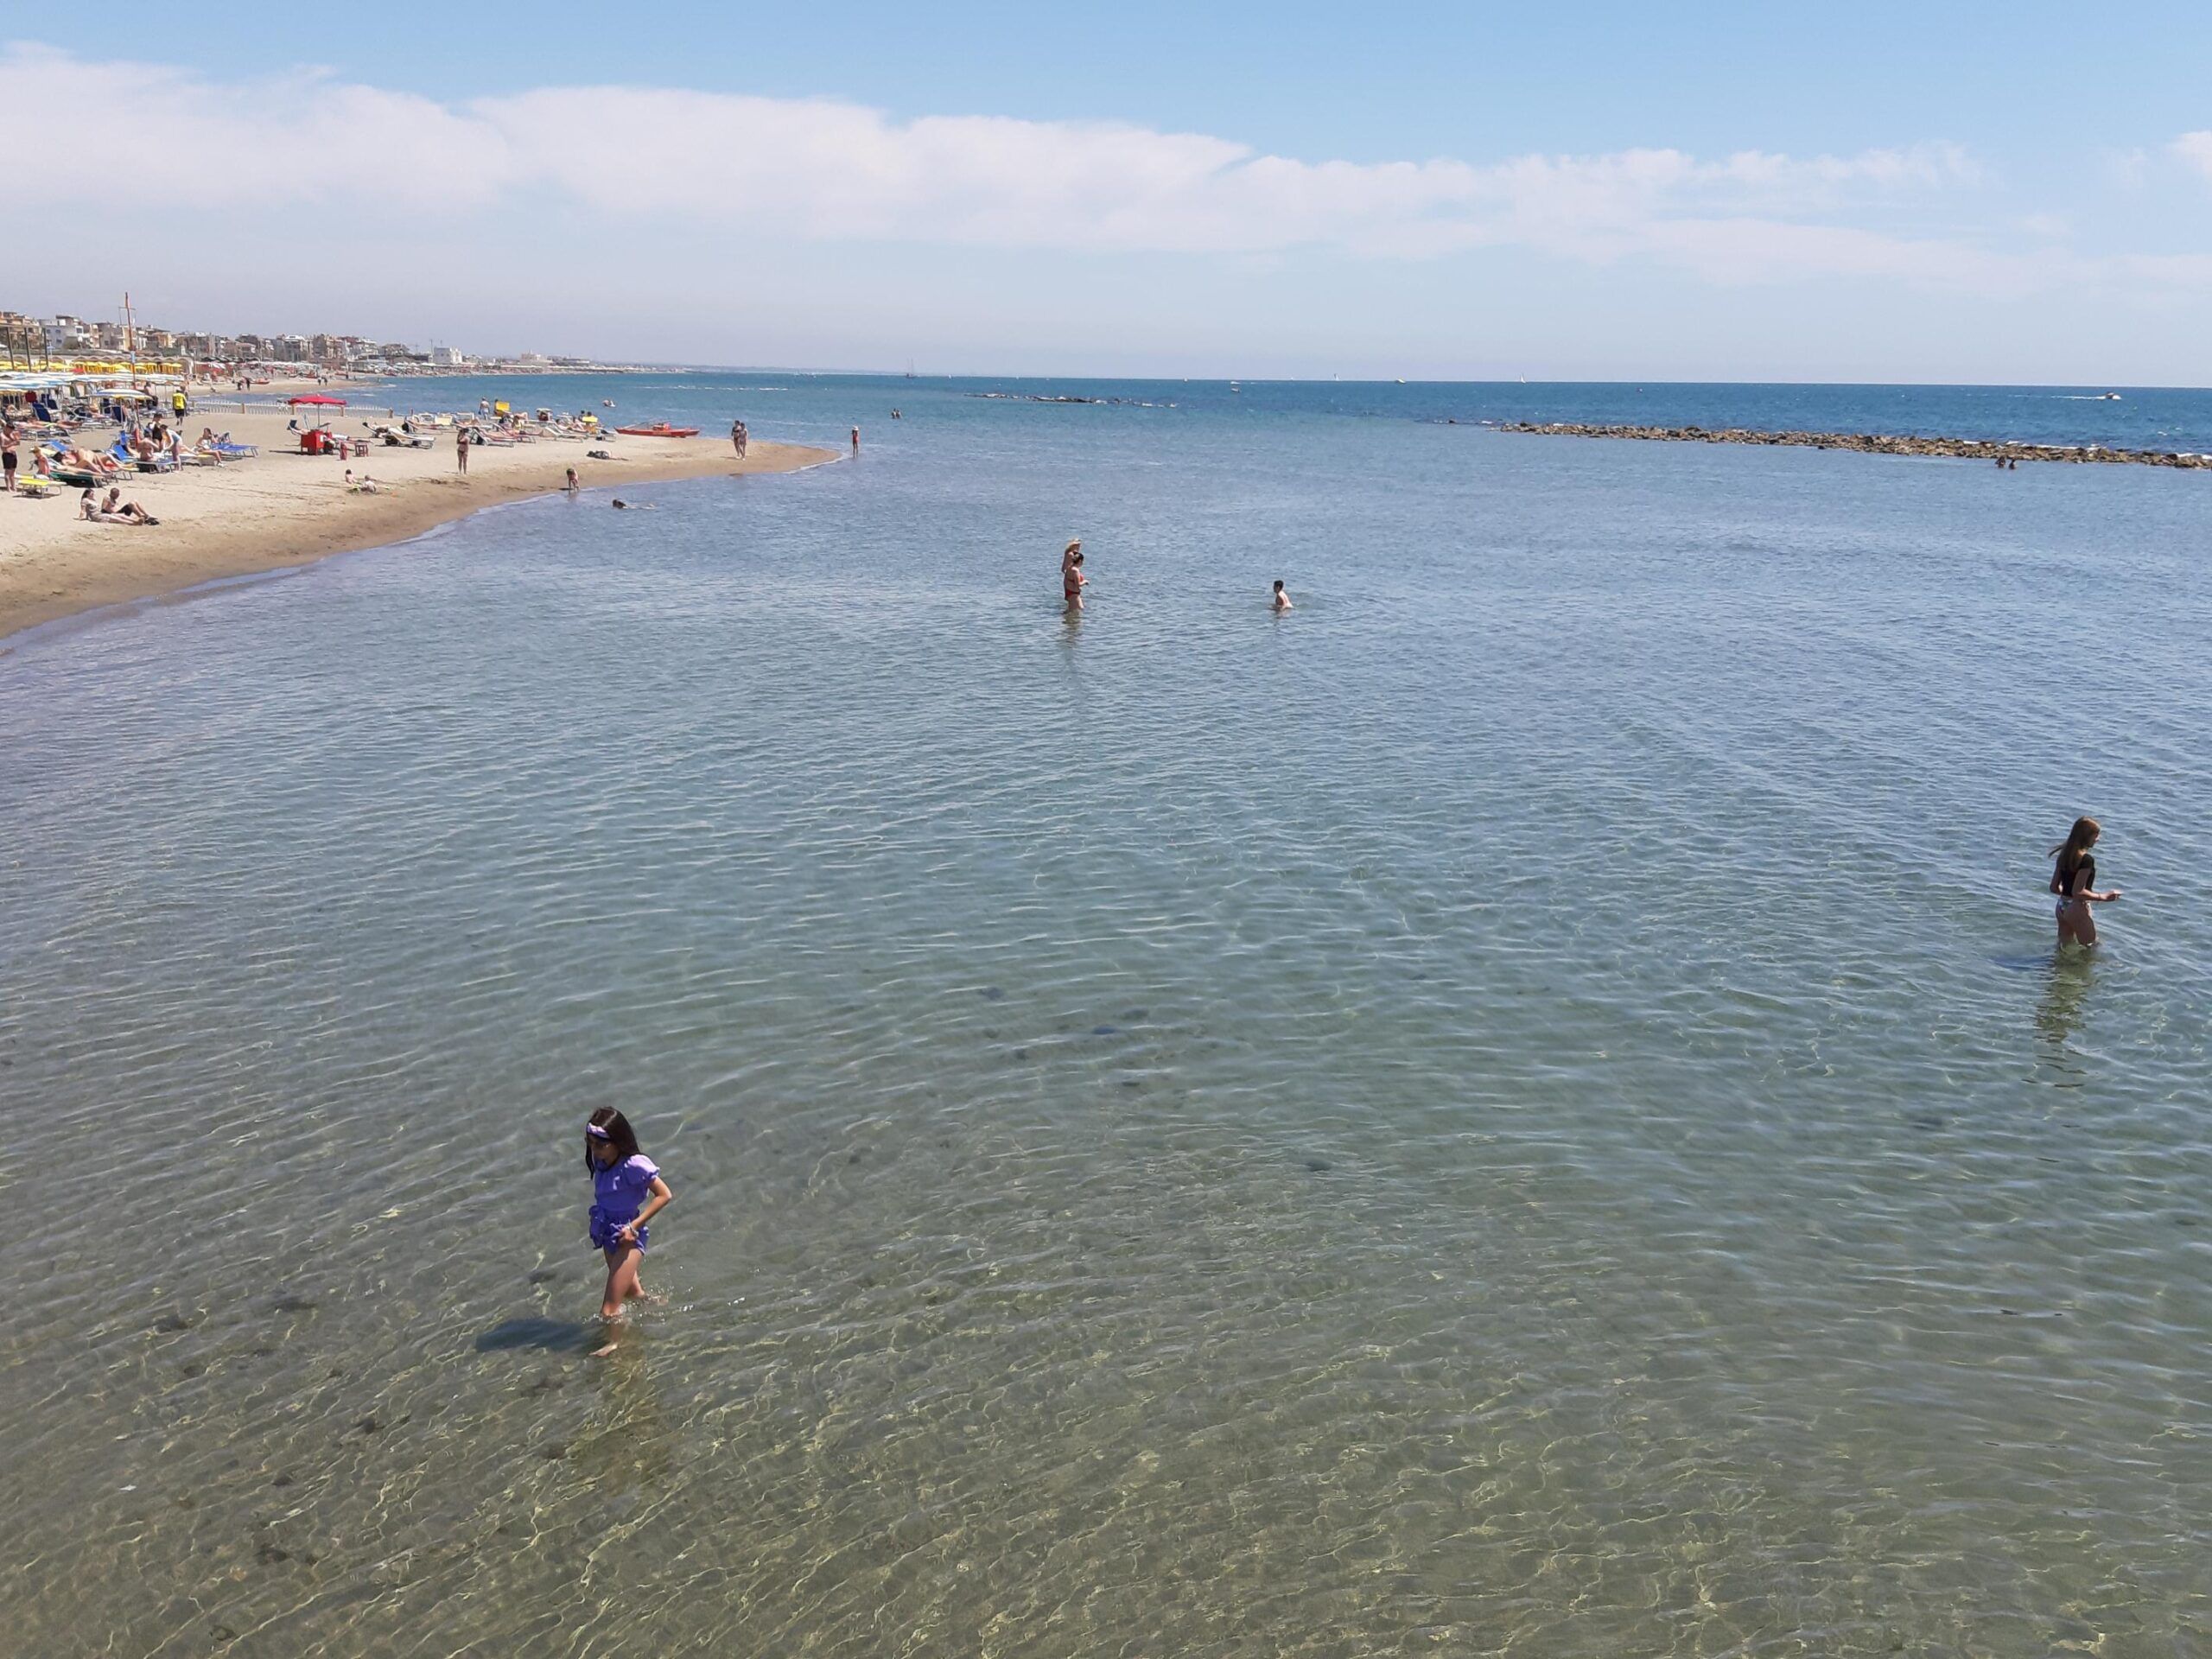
[
  {"xmin": 584, "ymin": 1106, "xmax": 642, "ymax": 1173},
  {"xmin": 2050, "ymin": 816, "xmax": 2100, "ymax": 890}
]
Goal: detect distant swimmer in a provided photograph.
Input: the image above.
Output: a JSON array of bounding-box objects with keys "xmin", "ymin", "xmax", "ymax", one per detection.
[
  {"xmin": 1271, "ymin": 579, "xmax": 1292, "ymax": 612},
  {"xmin": 2050, "ymin": 816, "xmax": 2121, "ymax": 949},
  {"xmin": 1062, "ymin": 540, "xmax": 1087, "ymax": 610},
  {"xmin": 610, "ymin": 498, "xmax": 656, "ymax": 510}
]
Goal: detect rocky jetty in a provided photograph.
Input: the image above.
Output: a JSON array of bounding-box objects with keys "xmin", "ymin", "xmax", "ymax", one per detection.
[{"xmin": 1491, "ymin": 422, "xmax": 2212, "ymax": 469}]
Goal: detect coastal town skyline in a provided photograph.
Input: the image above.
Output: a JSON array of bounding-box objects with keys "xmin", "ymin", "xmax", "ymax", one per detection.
[{"xmin": 0, "ymin": 302, "xmax": 622, "ymax": 377}]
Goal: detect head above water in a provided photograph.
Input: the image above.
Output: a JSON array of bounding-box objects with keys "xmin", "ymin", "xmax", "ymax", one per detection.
[
  {"xmin": 1273, "ymin": 580, "xmax": 1285, "ymax": 593},
  {"xmin": 584, "ymin": 1106, "xmax": 642, "ymax": 1170},
  {"xmin": 2050, "ymin": 817, "xmax": 2101, "ymax": 861}
]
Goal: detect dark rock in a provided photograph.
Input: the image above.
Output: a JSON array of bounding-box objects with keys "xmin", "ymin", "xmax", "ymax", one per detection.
[{"xmin": 1496, "ymin": 421, "xmax": 2212, "ymax": 470}]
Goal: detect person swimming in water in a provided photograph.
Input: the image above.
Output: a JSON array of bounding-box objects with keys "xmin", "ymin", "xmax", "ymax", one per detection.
[
  {"xmin": 2050, "ymin": 815, "xmax": 2121, "ymax": 949},
  {"xmin": 1271, "ymin": 579, "xmax": 1292, "ymax": 612}
]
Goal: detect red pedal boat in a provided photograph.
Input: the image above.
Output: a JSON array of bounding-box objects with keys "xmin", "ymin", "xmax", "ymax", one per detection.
[{"xmin": 613, "ymin": 422, "xmax": 700, "ymax": 438}]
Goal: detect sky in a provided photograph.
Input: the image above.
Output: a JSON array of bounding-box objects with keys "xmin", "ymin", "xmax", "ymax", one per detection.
[{"xmin": 11, "ymin": 3, "xmax": 2212, "ymax": 383}]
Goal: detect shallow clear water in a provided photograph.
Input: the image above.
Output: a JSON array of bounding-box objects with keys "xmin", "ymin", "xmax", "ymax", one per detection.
[{"xmin": 3, "ymin": 379, "xmax": 2210, "ymax": 1656}]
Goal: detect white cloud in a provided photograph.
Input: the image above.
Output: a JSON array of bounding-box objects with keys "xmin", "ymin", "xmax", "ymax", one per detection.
[
  {"xmin": 2173, "ymin": 131, "xmax": 2212, "ymax": 183},
  {"xmin": 10, "ymin": 42, "xmax": 2209, "ymax": 311},
  {"xmin": 6, "ymin": 42, "xmax": 1988, "ymax": 277}
]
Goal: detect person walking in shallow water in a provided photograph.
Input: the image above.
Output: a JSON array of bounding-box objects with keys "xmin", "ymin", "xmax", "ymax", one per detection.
[
  {"xmin": 2050, "ymin": 816, "xmax": 2121, "ymax": 949},
  {"xmin": 1061, "ymin": 539, "xmax": 1087, "ymax": 610},
  {"xmin": 583, "ymin": 1108, "xmax": 672, "ymax": 1355}
]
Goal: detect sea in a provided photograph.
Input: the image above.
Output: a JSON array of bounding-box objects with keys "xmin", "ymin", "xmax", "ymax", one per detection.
[{"xmin": 3, "ymin": 373, "xmax": 2209, "ymax": 1657}]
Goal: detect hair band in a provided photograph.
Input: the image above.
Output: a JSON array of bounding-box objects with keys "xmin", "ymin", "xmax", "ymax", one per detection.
[{"xmin": 586, "ymin": 1124, "xmax": 610, "ymax": 1139}]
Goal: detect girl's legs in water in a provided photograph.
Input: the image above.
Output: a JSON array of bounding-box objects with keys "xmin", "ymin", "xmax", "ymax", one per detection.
[
  {"xmin": 593, "ymin": 1244, "xmax": 648, "ymax": 1356},
  {"xmin": 600, "ymin": 1243, "xmax": 645, "ymax": 1320},
  {"xmin": 2057, "ymin": 901, "xmax": 2098, "ymax": 950}
]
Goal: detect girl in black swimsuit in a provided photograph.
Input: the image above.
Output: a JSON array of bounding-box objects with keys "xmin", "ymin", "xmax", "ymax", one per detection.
[{"xmin": 2050, "ymin": 817, "xmax": 2120, "ymax": 949}]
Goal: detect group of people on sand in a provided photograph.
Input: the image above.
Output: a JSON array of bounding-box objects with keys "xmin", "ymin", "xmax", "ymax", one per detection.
[
  {"xmin": 79, "ymin": 485, "xmax": 156, "ymax": 524},
  {"xmin": 1058, "ymin": 537, "xmax": 1293, "ymax": 614}
]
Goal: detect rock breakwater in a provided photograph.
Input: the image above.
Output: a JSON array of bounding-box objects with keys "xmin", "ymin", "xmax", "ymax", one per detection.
[{"xmin": 1491, "ymin": 422, "xmax": 2212, "ymax": 469}]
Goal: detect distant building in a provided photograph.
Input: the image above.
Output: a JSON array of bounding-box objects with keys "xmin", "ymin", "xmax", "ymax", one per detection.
[{"xmin": 429, "ymin": 345, "xmax": 467, "ymax": 367}]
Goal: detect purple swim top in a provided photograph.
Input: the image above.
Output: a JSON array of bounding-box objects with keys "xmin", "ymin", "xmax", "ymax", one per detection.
[{"xmin": 588, "ymin": 1154, "xmax": 658, "ymax": 1252}]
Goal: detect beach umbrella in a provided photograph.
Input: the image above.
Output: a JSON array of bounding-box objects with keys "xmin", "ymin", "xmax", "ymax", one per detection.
[{"xmin": 287, "ymin": 393, "xmax": 348, "ymax": 408}]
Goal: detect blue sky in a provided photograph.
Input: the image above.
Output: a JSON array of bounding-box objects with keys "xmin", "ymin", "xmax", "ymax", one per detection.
[{"xmin": 12, "ymin": 4, "xmax": 2212, "ymax": 381}]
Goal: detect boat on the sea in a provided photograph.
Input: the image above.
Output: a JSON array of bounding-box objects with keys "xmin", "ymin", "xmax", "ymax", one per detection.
[{"xmin": 614, "ymin": 422, "xmax": 700, "ymax": 437}]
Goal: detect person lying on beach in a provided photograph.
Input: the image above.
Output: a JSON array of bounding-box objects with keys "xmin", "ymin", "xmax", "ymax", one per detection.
[
  {"xmin": 343, "ymin": 469, "xmax": 382, "ymax": 494},
  {"xmin": 583, "ymin": 1108, "xmax": 672, "ymax": 1355},
  {"xmin": 1272, "ymin": 579, "xmax": 1293, "ymax": 612}
]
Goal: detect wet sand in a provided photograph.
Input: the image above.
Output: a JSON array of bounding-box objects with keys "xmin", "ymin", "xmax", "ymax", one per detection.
[{"xmin": 0, "ymin": 405, "xmax": 832, "ymax": 640}]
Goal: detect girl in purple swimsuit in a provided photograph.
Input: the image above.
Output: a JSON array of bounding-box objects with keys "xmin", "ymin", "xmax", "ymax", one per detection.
[{"xmin": 584, "ymin": 1108, "xmax": 673, "ymax": 1349}]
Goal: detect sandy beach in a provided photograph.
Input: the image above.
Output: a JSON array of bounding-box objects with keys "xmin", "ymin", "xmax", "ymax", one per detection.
[{"xmin": 0, "ymin": 402, "xmax": 832, "ymax": 641}]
